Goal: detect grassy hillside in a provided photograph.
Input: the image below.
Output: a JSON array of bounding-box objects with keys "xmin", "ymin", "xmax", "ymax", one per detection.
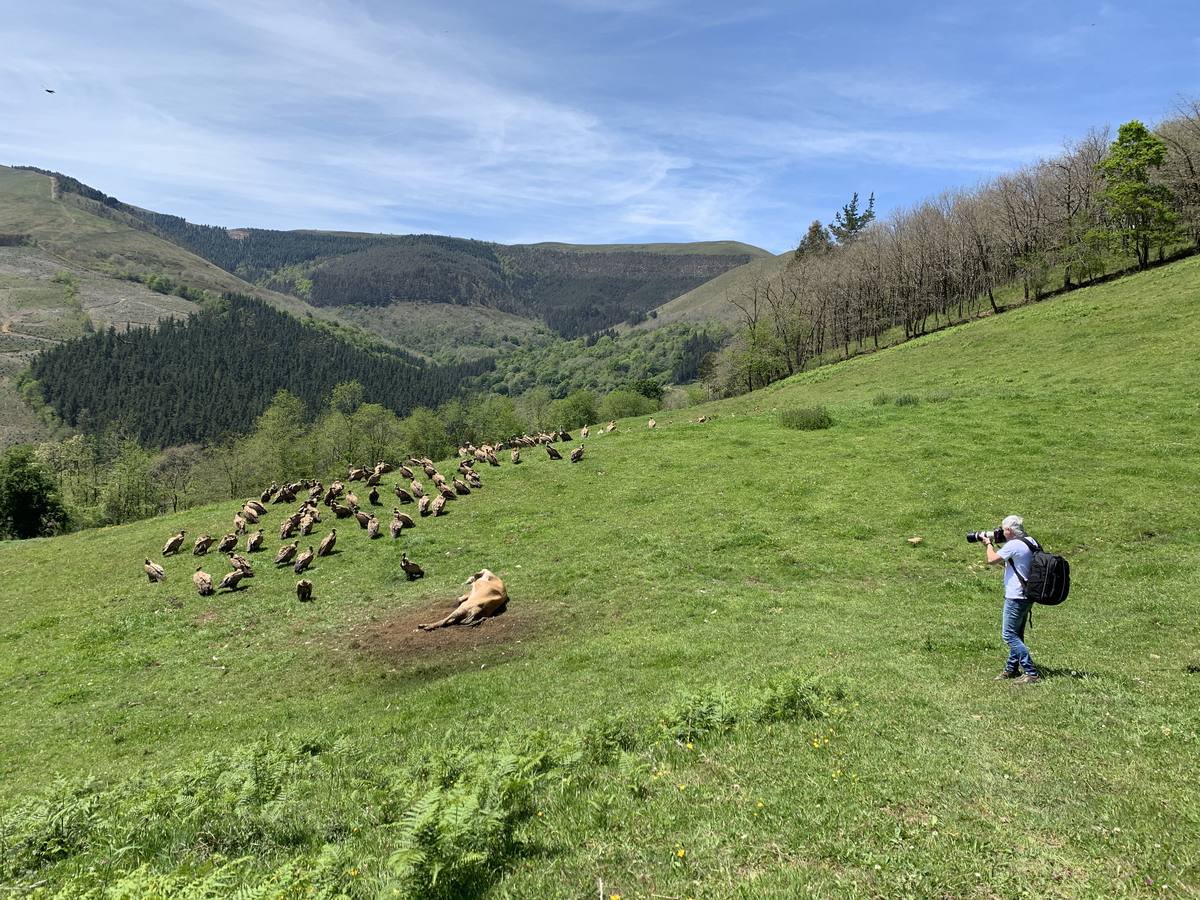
[
  {"xmin": 0, "ymin": 167, "xmax": 317, "ymax": 319},
  {"xmin": 1, "ymin": 257, "xmax": 1198, "ymax": 895},
  {"xmin": 623, "ymin": 250, "xmax": 794, "ymax": 331}
]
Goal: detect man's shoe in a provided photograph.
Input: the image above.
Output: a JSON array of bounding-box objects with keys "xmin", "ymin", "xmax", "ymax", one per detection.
[
  {"xmin": 1014, "ymin": 673, "xmax": 1041, "ymax": 685},
  {"xmin": 994, "ymin": 670, "xmax": 1020, "ymax": 680}
]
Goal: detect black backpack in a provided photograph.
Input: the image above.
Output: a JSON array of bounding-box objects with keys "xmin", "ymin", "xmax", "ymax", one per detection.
[{"xmin": 1009, "ymin": 536, "xmax": 1070, "ymax": 605}]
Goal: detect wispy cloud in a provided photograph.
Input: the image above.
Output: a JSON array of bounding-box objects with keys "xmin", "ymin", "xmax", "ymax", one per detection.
[{"xmin": 0, "ymin": 0, "xmax": 1192, "ymax": 252}]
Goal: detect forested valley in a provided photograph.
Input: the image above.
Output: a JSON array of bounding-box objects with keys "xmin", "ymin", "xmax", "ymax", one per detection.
[{"xmin": 26, "ymin": 293, "xmax": 492, "ymax": 447}]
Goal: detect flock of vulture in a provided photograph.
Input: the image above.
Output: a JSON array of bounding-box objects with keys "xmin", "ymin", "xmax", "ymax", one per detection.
[{"xmin": 139, "ymin": 422, "xmax": 627, "ymax": 624}]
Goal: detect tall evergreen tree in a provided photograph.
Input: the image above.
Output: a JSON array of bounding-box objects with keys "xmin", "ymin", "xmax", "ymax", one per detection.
[
  {"xmin": 828, "ymin": 192, "xmax": 876, "ymax": 245},
  {"xmin": 795, "ymin": 219, "xmax": 833, "ymax": 258}
]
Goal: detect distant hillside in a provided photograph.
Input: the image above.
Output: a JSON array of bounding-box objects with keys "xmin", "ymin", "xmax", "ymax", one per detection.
[
  {"xmin": 28, "ymin": 293, "xmax": 492, "ymax": 447},
  {"xmin": 524, "ymin": 240, "xmax": 772, "ymax": 257},
  {"xmin": 13, "ymin": 167, "xmax": 763, "ymax": 339},
  {"xmin": 623, "ymin": 251, "xmax": 794, "ymax": 331},
  {"xmin": 0, "ymin": 166, "xmax": 323, "ymax": 320}
]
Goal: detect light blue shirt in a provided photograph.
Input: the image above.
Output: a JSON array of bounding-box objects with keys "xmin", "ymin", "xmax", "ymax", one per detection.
[{"xmin": 998, "ymin": 537, "xmax": 1036, "ymax": 599}]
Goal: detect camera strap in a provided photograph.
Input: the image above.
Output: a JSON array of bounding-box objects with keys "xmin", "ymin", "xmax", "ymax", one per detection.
[{"xmin": 1007, "ymin": 537, "xmax": 1040, "ymax": 626}]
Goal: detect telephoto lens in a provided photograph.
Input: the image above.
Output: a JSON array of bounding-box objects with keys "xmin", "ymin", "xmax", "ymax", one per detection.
[{"xmin": 966, "ymin": 528, "xmax": 1005, "ymax": 544}]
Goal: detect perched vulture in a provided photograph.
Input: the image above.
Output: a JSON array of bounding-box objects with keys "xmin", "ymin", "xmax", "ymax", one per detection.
[
  {"xmin": 193, "ymin": 568, "xmax": 213, "ymax": 596},
  {"xmin": 299, "ymin": 514, "xmax": 315, "ymax": 535},
  {"xmin": 296, "ymin": 579, "xmax": 314, "ymax": 602},
  {"xmin": 510, "ymin": 449, "xmax": 521, "ymax": 465},
  {"xmin": 695, "ymin": 415, "xmax": 708, "ymax": 423},
  {"xmin": 217, "ymin": 533, "xmax": 238, "ymax": 554},
  {"xmin": 246, "ymin": 530, "xmax": 264, "ymax": 553},
  {"xmin": 375, "ymin": 461, "xmax": 394, "ymax": 475},
  {"xmin": 418, "ymin": 495, "xmax": 432, "ymax": 517},
  {"xmin": 432, "ymin": 472, "xmax": 447, "ymax": 488},
  {"xmin": 144, "ymin": 558, "xmax": 166, "ymax": 583},
  {"xmin": 605, "ymin": 421, "xmax": 617, "ymax": 433},
  {"xmin": 367, "ymin": 516, "xmax": 381, "ymax": 539},
  {"xmin": 332, "ymin": 503, "xmax": 353, "ymax": 519},
  {"xmin": 454, "ymin": 479, "xmax": 471, "ymax": 495},
  {"xmin": 217, "ymin": 568, "xmax": 246, "ymax": 592},
  {"xmin": 293, "ymin": 546, "xmax": 315, "ymax": 574},
  {"xmin": 241, "ymin": 506, "xmax": 260, "ymax": 524},
  {"xmin": 581, "ymin": 425, "xmax": 590, "ymax": 438},
  {"xmin": 366, "ymin": 472, "xmax": 381, "ymax": 487},
  {"xmin": 467, "ymin": 471, "xmax": 482, "ymax": 488},
  {"xmin": 398, "ymin": 464, "xmax": 414, "ymax": 480},
  {"xmin": 192, "ymin": 534, "xmax": 213, "ymax": 555},
  {"xmin": 431, "ymin": 494, "xmax": 447, "ymax": 517},
  {"xmin": 394, "ymin": 486, "xmax": 414, "ymax": 504},
  {"xmin": 229, "ymin": 553, "xmax": 254, "ymax": 576},
  {"xmin": 233, "ymin": 514, "xmax": 247, "ymax": 534},
  {"xmin": 317, "ymin": 529, "xmax": 337, "ymax": 557},
  {"xmin": 349, "ymin": 466, "xmax": 366, "ymax": 481},
  {"xmin": 648, "ymin": 418, "xmax": 656, "ymax": 429},
  {"xmin": 354, "ymin": 509, "xmax": 371, "ymax": 529},
  {"xmin": 280, "ymin": 514, "xmax": 300, "ymax": 540},
  {"xmin": 163, "ymin": 530, "xmax": 186, "ymax": 556},
  {"xmin": 486, "ymin": 452, "xmax": 500, "ymax": 467},
  {"xmin": 559, "ymin": 430, "xmax": 572, "ymax": 441},
  {"xmin": 410, "ymin": 479, "xmax": 425, "ymax": 498},
  {"xmin": 570, "ymin": 445, "xmax": 585, "ymax": 463},
  {"xmin": 389, "ymin": 517, "xmax": 403, "ymax": 539},
  {"xmin": 437, "ymin": 484, "xmax": 456, "ymax": 501},
  {"xmin": 423, "ymin": 463, "xmax": 438, "ymax": 479},
  {"xmin": 274, "ymin": 541, "xmax": 299, "ymax": 566},
  {"xmin": 273, "ymin": 486, "xmax": 295, "ymax": 504},
  {"xmin": 545, "ymin": 445, "xmax": 562, "ymax": 460},
  {"xmin": 345, "ymin": 491, "xmax": 359, "ymax": 510},
  {"xmin": 246, "ymin": 499, "xmax": 267, "ymax": 515},
  {"xmin": 368, "ymin": 486, "xmax": 380, "ymax": 506},
  {"xmin": 261, "ymin": 483, "xmax": 277, "ymax": 504},
  {"xmin": 401, "ymin": 553, "xmax": 425, "ymax": 581}
]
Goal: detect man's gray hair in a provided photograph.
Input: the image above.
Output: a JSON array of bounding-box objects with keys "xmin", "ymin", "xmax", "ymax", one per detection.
[{"xmin": 1003, "ymin": 514, "xmax": 1026, "ymax": 536}]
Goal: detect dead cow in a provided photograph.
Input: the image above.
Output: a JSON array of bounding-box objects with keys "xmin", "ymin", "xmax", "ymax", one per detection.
[{"xmin": 417, "ymin": 569, "xmax": 508, "ymax": 631}]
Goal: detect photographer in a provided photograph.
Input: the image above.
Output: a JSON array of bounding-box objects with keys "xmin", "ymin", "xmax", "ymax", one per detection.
[{"xmin": 981, "ymin": 514, "xmax": 1041, "ymax": 685}]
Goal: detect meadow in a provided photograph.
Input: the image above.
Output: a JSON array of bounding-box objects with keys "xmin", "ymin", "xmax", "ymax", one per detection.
[{"xmin": 1, "ymin": 257, "xmax": 1198, "ymax": 896}]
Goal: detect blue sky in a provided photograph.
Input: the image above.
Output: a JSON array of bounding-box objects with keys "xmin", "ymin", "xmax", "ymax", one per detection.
[{"xmin": 3, "ymin": 0, "xmax": 1198, "ymax": 252}]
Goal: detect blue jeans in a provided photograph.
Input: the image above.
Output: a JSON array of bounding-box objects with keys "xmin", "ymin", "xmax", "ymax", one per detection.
[{"xmin": 1001, "ymin": 598, "xmax": 1038, "ymax": 675}]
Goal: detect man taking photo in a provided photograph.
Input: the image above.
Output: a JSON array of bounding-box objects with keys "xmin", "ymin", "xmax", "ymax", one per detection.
[{"xmin": 983, "ymin": 514, "xmax": 1042, "ymax": 685}]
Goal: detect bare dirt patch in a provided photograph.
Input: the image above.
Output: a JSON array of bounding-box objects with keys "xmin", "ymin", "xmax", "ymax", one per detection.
[{"xmin": 348, "ymin": 595, "xmax": 538, "ymax": 666}]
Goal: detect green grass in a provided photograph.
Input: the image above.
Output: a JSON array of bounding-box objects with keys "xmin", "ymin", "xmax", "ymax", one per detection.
[{"xmin": 2, "ymin": 257, "xmax": 1199, "ymax": 896}]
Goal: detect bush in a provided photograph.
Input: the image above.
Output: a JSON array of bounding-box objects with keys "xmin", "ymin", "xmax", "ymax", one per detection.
[
  {"xmin": 871, "ymin": 392, "xmax": 891, "ymax": 406},
  {"xmin": 779, "ymin": 406, "xmax": 833, "ymax": 430},
  {"xmin": 893, "ymin": 393, "xmax": 920, "ymax": 407},
  {"xmin": 598, "ymin": 389, "xmax": 657, "ymax": 422}
]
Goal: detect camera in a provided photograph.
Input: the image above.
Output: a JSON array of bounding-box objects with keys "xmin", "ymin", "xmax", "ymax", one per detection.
[{"xmin": 966, "ymin": 527, "xmax": 1005, "ymax": 544}]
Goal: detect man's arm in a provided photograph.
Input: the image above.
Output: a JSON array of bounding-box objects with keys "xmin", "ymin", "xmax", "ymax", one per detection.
[{"xmin": 983, "ymin": 535, "xmax": 1003, "ymax": 565}]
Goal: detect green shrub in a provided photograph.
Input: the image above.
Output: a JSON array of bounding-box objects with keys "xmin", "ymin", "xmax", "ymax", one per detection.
[
  {"xmin": 871, "ymin": 392, "xmax": 892, "ymax": 406},
  {"xmin": 780, "ymin": 406, "xmax": 833, "ymax": 430},
  {"xmin": 893, "ymin": 393, "xmax": 920, "ymax": 407}
]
